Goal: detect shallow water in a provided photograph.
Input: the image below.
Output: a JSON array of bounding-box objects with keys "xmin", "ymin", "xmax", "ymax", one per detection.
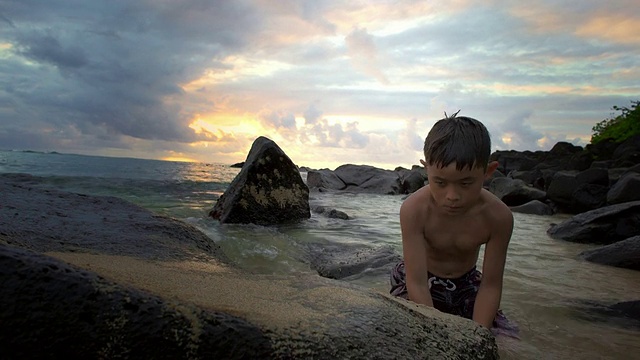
[{"xmin": 2, "ymin": 150, "xmax": 639, "ymax": 359}]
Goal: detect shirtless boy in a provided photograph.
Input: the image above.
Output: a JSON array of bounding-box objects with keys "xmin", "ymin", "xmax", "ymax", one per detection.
[{"xmin": 390, "ymin": 113, "xmax": 514, "ymax": 331}]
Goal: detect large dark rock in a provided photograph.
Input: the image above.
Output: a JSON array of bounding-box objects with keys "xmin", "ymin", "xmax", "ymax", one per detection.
[
  {"xmin": 308, "ymin": 244, "xmax": 402, "ymax": 280},
  {"xmin": 611, "ymin": 300, "xmax": 640, "ymax": 322},
  {"xmin": 546, "ymin": 171, "xmax": 579, "ymax": 211},
  {"xmin": 0, "ymin": 243, "xmax": 499, "ymax": 359},
  {"xmin": 312, "ymin": 206, "xmax": 350, "ymax": 220},
  {"xmin": 572, "ymin": 184, "xmax": 609, "ymax": 212},
  {"xmin": 490, "ymin": 150, "xmax": 538, "ymax": 174},
  {"xmin": 579, "ymin": 236, "xmax": 640, "ymax": 270},
  {"xmin": 334, "ymin": 164, "xmax": 401, "ymax": 194},
  {"xmin": 508, "ymin": 169, "xmax": 543, "ymax": 187},
  {"xmin": 607, "ymin": 173, "xmax": 640, "ymax": 205},
  {"xmin": 397, "ymin": 166, "xmax": 427, "ymax": 194},
  {"xmin": 0, "ymin": 174, "xmax": 227, "ymax": 262},
  {"xmin": 576, "ymin": 168, "xmax": 610, "ymax": 187},
  {"xmin": 307, "ymin": 169, "xmax": 346, "ymax": 190},
  {"xmin": 612, "ymin": 135, "xmax": 640, "ymax": 168},
  {"xmin": 510, "ymin": 200, "xmax": 554, "ymax": 216},
  {"xmin": 488, "ymin": 177, "xmax": 546, "ymax": 206},
  {"xmin": 547, "ymin": 201, "xmax": 640, "ymax": 244},
  {"xmin": 0, "ymin": 244, "xmax": 272, "ymax": 359},
  {"xmin": 209, "ymin": 136, "xmax": 310, "ymax": 225}
]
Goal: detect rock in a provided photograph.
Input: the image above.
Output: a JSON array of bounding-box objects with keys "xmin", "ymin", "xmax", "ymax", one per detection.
[
  {"xmin": 612, "ymin": 134, "xmax": 640, "ymax": 168},
  {"xmin": 307, "ymin": 169, "xmax": 346, "ymax": 191},
  {"xmin": 607, "ymin": 173, "xmax": 640, "ymax": 205},
  {"xmin": 308, "ymin": 244, "xmax": 402, "ymax": 280},
  {"xmin": 334, "ymin": 164, "xmax": 401, "ymax": 194},
  {"xmin": 579, "ymin": 236, "xmax": 640, "ymax": 270},
  {"xmin": 585, "ymin": 139, "xmax": 619, "ymax": 162},
  {"xmin": 590, "ymin": 160, "xmax": 613, "ymax": 169},
  {"xmin": 398, "ymin": 166, "xmax": 427, "ymax": 194},
  {"xmin": 508, "ymin": 169, "xmax": 542, "ymax": 187},
  {"xmin": 230, "ymin": 162, "xmax": 245, "ymax": 168},
  {"xmin": 313, "ymin": 206, "xmax": 350, "ymax": 220},
  {"xmin": 209, "ymin": 136, "xmax": 310, "ymax": 225},
  {"xmin": 546, "ymin": 171, "xmax": 579, "ymax": 211},
  {"xmin": 547, "ymin": 201, "xmax": 640, "ymax": 244},
  {"xmin": 0, "ymin": 174, "xmax": 227, "ymax": 262},
  {"xmin": 572, "ymin": 299, "xmax": 640, "ymax": 330},
  {"xmin": 576, "ymin": 168, "xmax": 609, "ymax": 186},
  {"xmin": 0, "ymin": 244, "xmax": 272, "ymax": 359},
  {"xmin": 611, "ymin": 300, "xmax": 640, "ymax": 322},
  {"xmin": 572, "ymin": 184, "xmax": 609, "ymax": 212},
  {"xmin": 483, "ymin": 169, "xmax": 505, "ymax": 188},
  {"xmin": 0, "ymin": 244, "xmax": 499, "ymax": 359},
  {"xmin": 488, "ymin": 177, "xmax": 546, "ymax": 206},
  {"xmin": 622, "ymin": 163, "xmax": 640, "ymax": 176},
  {"xmin": 547, "ymin": 141, "xmax": 584, "ymax": 157},
  {"xmin": 510, "ymin": 200, "xmax": 554, "ymax": 216},
  {"xmin": 490, "ymin": 150, "xmax": 537, "ymax": 174}
]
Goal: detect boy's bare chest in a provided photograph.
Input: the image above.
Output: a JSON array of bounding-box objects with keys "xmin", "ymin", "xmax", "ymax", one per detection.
[{"xmin": 423, "ymin": 216, "xmax": 489, "ymax": 253}]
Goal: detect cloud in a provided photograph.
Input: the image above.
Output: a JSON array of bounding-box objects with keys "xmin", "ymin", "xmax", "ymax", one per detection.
[
  {"xmin": 400, "ymin": 118, "xmax": 425, "ymax": 152},
  {"xmin": 345, "ymin": 27, "xmax": 389, "ymax": 84},
  {"xmin": 0, "ymin": 0, "xmax": 263, "ymax": 144}
]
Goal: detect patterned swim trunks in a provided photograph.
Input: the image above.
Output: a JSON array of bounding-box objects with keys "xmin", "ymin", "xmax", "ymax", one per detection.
[{"xmin": 390, "ymin": 261, "xmax": 519, "ymax": 337}]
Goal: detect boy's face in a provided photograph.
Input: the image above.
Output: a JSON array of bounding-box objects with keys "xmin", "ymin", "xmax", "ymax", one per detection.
[{"xmin": 421, "ymin": 160, "xmax": 498, "ymax": 215}]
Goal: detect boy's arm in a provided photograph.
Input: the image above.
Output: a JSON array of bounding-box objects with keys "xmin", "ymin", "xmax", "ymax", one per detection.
[
  {"xmin": 473, "ymin": 207, "xmax": 513, "ymax": 328},
  {"xmin": 400, "ymin": 198, "xmax": 433, "ymax": 307}
]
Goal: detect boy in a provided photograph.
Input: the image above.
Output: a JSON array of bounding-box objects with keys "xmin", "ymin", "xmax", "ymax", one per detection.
[{"xmin": 390, "ymin": 113, "xmax": 515, "ymax": 334}]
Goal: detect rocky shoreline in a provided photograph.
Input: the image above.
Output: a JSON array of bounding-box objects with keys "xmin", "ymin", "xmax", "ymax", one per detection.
[{"xmin": 0, "ymin": 173, "xmax": 498, "ymax": 359}]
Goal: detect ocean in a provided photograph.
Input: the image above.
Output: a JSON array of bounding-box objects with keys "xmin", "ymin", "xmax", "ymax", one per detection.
[{"xmin": 1, "ymin": 149, "xmax": 639, "ymax": 359}]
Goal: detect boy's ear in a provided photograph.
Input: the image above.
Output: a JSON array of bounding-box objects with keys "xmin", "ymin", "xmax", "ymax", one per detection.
[
  {"xmin": 484, "ymin": 161, "xmax": 499, "ymax": 178},
  {"xmin": 420, "ymin": 159, "xmax": 427, "ymax": 167}
]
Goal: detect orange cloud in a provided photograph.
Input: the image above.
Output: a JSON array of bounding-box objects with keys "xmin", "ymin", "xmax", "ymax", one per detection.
[{"xmin": 576, "ymin": 14, "xmax": 640, "ymax": 44}]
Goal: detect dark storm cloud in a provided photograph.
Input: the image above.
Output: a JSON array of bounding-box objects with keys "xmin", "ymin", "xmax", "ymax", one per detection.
[{"xmin": 0, "ymin": 0, "xmax": 263, "ymax": 144}]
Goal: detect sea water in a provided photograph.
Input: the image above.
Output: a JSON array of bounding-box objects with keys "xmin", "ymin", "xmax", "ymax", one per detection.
[{"xmin": 1, "ymin": 150, "xmax": 639, "ymax": 359}]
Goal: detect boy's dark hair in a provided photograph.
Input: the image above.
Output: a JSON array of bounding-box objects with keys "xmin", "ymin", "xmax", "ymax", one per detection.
[{"xmin": 423, "ymin": 111, "xmax": 491, "ymax": 171}]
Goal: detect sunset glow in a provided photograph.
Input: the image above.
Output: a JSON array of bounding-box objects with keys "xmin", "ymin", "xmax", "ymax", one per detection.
[{"xmin": 1, "ymin": 1, "xmax": 638, "ymax": 169}]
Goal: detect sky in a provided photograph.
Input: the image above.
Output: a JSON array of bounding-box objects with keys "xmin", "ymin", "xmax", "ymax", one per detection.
[{"xmin": 1, "ymin": 0, "xmax": 639, "ymax": 170}]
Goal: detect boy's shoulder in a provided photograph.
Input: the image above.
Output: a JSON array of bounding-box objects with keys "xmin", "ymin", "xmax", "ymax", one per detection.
[{"xmin": 479, "ymin": 188, "xmax": 514, "ymax": 229}]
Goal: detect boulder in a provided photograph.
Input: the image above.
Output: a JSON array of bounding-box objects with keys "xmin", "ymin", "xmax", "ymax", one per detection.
[
  {"xmin": 334, "ymin": 164, "xmax": 401, "ymax": 194},
  {"xmin": 312, "ymin": 206, "xmax": 350, "ymax": 220},
  {"xmin": 307, "ymin": 169, "xmax": 346, "ymax": 191},
  {"xmin": 0, "ymin": 174, "xmax": 227, "ymax": 262},
  {"xmin": 572, "ymin": 184, "xmax": 609, "ymax": 212},
  {"xmin": 547, "ymin": 201, "xmax": 640, "ymax": 244},
  {"xmin": 508, "ymin": 169, "xmax": 542, "ymax": 187},
  {"xmin": 488, "ymin": 177, "xmax": 546, "ymax": 206},
  {"xmin": 0, "ymin": 244, "xmax": 273, "ymax": 359},
  {"xmin": 490, "ymin": 150, "xmax": 537, "ymax": 174},
  {"xmin": 576, "ymin": 168, "xmax": 609, "ymax": 187},
  {"xmin": 510, "ymin": 200, "xmax": 554, "ymax": 216},
  {"xmin": 398, "ymin": 166, "xmax": 427, "ymax": 194},
  {"xmin": 612, "ymin": 134, "xmax": 640, "ymax": 168},
  {"xmin": 607, "ymin": 173, "xmax": 640, "ymax": 205},
  {"xmin": 579, "ymin": 236, "xmax": 640, "ymax": 270},
  {"xmin": 483, "ymin": 169, "xmax": 505, "ymax": 188},
  {"xmin": 308, "ymin": 243, "xmax": 402, "ymax": 280},
  {"xmin": 546, "ymin": 171, "xmax": 579, "ymax": 211},
  {"xmin": 209, "ymin": 136, "xmax": 310, "ymax": 225},
  {"xmin": 611, "ymin": 300, "xmax": 640, "ymax": 322}
]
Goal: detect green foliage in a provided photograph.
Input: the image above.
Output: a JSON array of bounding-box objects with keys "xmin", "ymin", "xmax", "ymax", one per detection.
[{"xmin": 591, "ymin": 101, "xmax": 640, "ymax": 145}]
